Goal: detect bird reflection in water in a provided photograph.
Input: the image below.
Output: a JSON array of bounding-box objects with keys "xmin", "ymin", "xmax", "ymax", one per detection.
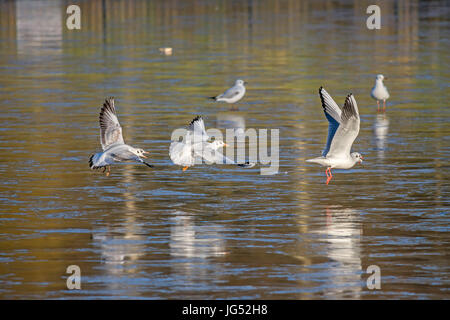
[
  {"xmin": 91, "ymin": 167, "xmax": 146, "ymax": 295},
  {"xmin": 169, "ymin": 211, "xmax": 227, "ymax": 283},
  {"xmin": 318, "ymin": 206, "xmax": 363, "ymax": 298},
  {"xmin": 373, "ymin": 113, "xmax": 390, "ymax": 159}
]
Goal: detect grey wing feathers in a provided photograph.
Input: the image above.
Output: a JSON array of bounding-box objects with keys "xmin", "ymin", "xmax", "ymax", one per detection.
[
  {"xmin": 221, "ymin": 85, "xmax": 241, "ymax": 99},
  {"xmin": 319, "ymin": 87, "xmax": 342, "ymax": 124},
  {"xmin": 341, "ymin": 93, "xmax": 360, "ymax": 123},
  {"xmin": 319, "ymin": 87, "xmax": 342, "ymax": 156},
  {"xmin": 99, "ymin": 97, "xmax": 125, "ymax": 150},
  {"xmin": 326, "ymin": 93, "xmax": 360, "ymax": 158},
  {"xmin": 188, "ymin": 116, "xmax": 209, "ymax": 142}
]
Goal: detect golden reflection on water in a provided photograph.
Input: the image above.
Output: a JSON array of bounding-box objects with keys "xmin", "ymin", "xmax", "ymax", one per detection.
[{"xmin": 0, "ymin": 0, "xmax": 448, "ymax": 299}]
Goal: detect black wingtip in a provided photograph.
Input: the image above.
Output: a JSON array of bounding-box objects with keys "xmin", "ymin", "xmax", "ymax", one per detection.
[
  {"xmin": 143, "ymin": 162, "xmax": 154, "ymax": 168},
  {"xmin": 189, "ymin": 115, "xmax": 202, "ymax": 126},
  {"xmin": 238, "ymin": 161, "xmax": 256, "ymax": 168},
  {"xmin": 88, "ymin": 154, "xmax": 94, "ymax": 169},
  {"xmin": 318, "ymin": 87, "xmax": 326, "ymax": 108},
  {"xmin": 208, "ymin": 96, "xmax": 216, "ymax": 100}
]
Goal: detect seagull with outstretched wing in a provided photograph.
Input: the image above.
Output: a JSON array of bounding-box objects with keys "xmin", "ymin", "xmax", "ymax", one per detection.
[
  {"xmin": 89, "ymin": 97, "xmax": 153, "ymax": 176},
  {"xmin": 306, "ymin": 87, "xmax": 364, "ymax": 185},
  {"xmin": 169, "ymin": 116, "xmax": 254, "ymax": 171}
]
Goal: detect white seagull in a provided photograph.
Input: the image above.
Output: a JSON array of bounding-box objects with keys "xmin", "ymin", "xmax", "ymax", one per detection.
[
  {"xmin": 371, "ymin": 74, "xmax": 389, "ymax": 112},
  {"xmin": 169, "ymin": 116, "xmax": 252, "ymax": 171},
  {"xmin": 210, "ymin": 79, "xmax": 246, "ymax": 110},
  {"xmin": 307, "ymin": 87, "xmax": 363, "ymax": 185},
  {"xmin": 89, "ymin": 97, "xmax": 152, "ymax": 176}
]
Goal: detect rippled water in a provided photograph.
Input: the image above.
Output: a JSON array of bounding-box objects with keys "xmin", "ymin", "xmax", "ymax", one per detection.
[{"xmin": 0, "ymin": 0, "xmax": 449, "ymax": 299}]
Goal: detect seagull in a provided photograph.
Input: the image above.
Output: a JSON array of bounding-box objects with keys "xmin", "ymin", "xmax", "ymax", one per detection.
[
  {"xmin": 89, "ymin": 97, "xmax": 153, "ymax": 176},
  {"xmin": 209, "ymin": 79, "xmax": 246, "ymax": 110},
  {"xmin": 371, "ymin": 74, "xmax": 389, "ymax": 112},
  {"xmin": 169, "ymin": 116, "xmax": 253, "ymax": 171},
  {"xmin": 306, "ymin": 87, "xmax": 363, "ymax": 185}
]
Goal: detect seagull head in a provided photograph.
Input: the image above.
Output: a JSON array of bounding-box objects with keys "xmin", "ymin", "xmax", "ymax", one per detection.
[
  {"xmin": 236, "ymin": 79, "xmax": 246, "ymax": 86},
  {"xmin": 376, "ymin": 74, "xmax": 386, "ymax": 82},
  {"xmin": 351, "ymin": 152, "xmax": 363, "ymax": 164},
  {"xmin": 210, "ymin": 140, "xmax": 228, "ymax": 150},
  {"xmin": 134, "ymin": 148, "xmax": 149, "ymax": 158}
]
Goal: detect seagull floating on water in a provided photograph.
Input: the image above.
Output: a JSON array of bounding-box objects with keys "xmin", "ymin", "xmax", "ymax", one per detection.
[
  {"xmin": 371, "ymin": 74, "xmax": 389, "ymax": 112},
  {"xmin": 89, "ymin": 97, "xmax": 153, "ymax": 176},
  {"xmin": 209, "ymin": 79, "xmax": 246, "ymax": 110},
  {"xmin": 306, "ymin": 87, "xmax": 363, "ymax": 185},
  {"xmin": 169, "ymin": 116, "xmax": 253, "ymax": 171}
]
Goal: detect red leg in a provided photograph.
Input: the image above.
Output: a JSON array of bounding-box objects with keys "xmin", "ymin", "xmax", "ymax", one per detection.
[
  {"xmin": 326, "ymin": 168, "xmax": 333, "ymax": 185},
  {"xmin": 377, "ymin": 100, "xmax": 380, "ymax": 112},
  {"xmin": 383, "ymin": 100, "xmax": 386, "ymax": 112}
]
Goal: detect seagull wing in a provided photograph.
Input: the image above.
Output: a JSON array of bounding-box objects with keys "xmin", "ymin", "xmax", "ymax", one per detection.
[
  {"xmin": 319, "ymin": 87, "xmax": 342, "ymax": 157},
  {"xmin": 326, "ymin": 93, "xmax": 360, "ymax": 158},
  {"xmin": 218, "ymin": 84, "xmax": 242, "ymax": 100},
  {"xmin": 188, "ymin": 116, "xmax": 209, "ymax": 142},
  {"xmin": 102, "ymin": 144, "xmax": 140, "ymax": 163},
  {"xmin": 99, "ymin": 98, "xmax": 125, "ymax": 150}
]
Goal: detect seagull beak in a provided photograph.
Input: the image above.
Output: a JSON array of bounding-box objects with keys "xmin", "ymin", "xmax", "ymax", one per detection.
[
  {"xmin": 244, "ymin": 81, "xmax": 248, "ymax": 85},
  {"xmin": 383, "ymin": 77, "xmax": 387, "ymax": 81},
  {"xmin": 223, "ymin": 143, "xmax": 229, "ymax": 147},
  {"xmin": 141, "ymin": 151, "xmax": 149, "ymax": 158}
]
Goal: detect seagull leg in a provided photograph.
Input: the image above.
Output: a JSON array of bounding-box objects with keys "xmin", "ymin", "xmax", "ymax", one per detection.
[
  {"xmin": 106, "ymin": 166, "xmax": 110, "ymax": 177},
  {"xmin": 326, "ymin": 167, "xmax": 333, "ymax": 185},
  {"xmin": 102, "ymin": 167, "xmax": 106, "ymax": 173},
  {"xmin": 383, "ymin": 100, "xmax": 386, "ymax": 112},
  {"xmin": 182, "ymin": 166, "xmax": 189, "ymax": 172},
  {"xmin": 377, "ymin": 100, "xmax": 380, "ymax": 113}
]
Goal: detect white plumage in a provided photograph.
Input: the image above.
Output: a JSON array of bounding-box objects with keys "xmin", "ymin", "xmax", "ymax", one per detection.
[
  {"xmin": 210, "ymin": 79, "xmax": 246, "ymax": 104},
  {"xmin": 306, "ymin": 87, "xmax": 363, "ymax": 185},
  {"xmin": 89, "ymin": 98, "xmax": 152, "ymax": 175},
  {"xmin": 169, "ymin": 116, "xmax": 253, "ymax": 171},
  {"xmin": 371, "ymin": 74, "xmax": 389, "ymax": 112}
]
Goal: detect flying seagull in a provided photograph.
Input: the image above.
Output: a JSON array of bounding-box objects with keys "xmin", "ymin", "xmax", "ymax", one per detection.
[
  {"xmin": 306, "ymin": 87, "xmax": 363, "ymax": 185},
  {"xmin": 89, "ymin": 97, "xmax": 152, "ymax": 176},
  {"xmin": 209, "ymin": 79, "xmax": 246, "ymax": 110},
  {"xmin": 169, "ymin": 116, "xmax": 253, "ymax": 171},
  {"xmin": 371, "ymin": 74, "xmax": 389, "ymax": 112}
]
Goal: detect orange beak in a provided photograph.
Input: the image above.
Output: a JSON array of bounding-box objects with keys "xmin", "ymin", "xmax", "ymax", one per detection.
[
  {"xmin": 223, "ymin": 143, "xmax": 229, "ymax": 147},
  {"xmin": 142, "ymin": 151, "xmax": 149, "ymax": 158}
]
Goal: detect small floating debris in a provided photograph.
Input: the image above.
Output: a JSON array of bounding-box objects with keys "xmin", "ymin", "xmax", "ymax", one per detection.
[{"xmin": 159, "ymin": 47, "xmax": 173, "ymax": 56}]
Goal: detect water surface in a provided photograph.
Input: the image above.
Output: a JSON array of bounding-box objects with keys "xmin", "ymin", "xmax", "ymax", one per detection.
[{"xmin": 0, "ymin": 0, "xmax": 449, "ymax": 299}]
